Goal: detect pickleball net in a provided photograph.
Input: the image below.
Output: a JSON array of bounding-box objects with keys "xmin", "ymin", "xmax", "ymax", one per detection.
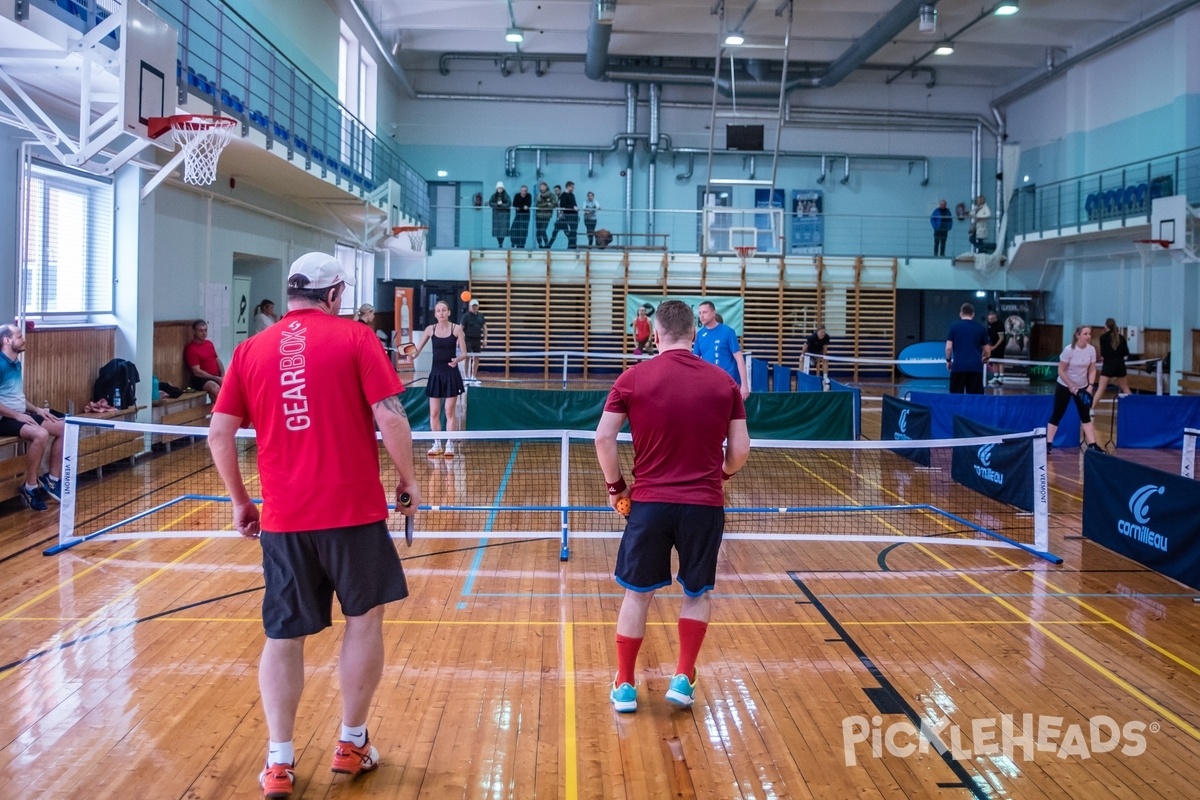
[{"xmin": 49, "ymin": 418, "xmax": 1054, "ymax": 561}]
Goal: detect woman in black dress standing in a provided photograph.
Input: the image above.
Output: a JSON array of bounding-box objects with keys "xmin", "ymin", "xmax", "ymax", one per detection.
[
  {"xmin": 1095, "ymin": 317, "xmax": 1132, "ymax": 398},
  {"xmin": 406, "ymin": 300, "xmax": 467, "ymax": 458}
]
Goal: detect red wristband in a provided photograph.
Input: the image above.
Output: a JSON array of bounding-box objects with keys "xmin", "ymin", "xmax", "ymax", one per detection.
[
  {"xmin": 606, "ymin": 477, "xmax": 627, "ymax": 495},
  {"xmin": 722, "ymin": 470, "xmax": 734, "ymax": 481}
]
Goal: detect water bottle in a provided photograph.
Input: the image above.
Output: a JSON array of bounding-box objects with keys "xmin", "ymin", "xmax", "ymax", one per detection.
[
  {"xmin": 151, "ymin": 375, "xmax": 160, "ymax": 402},
  {"xmin": 113, "ymin": 387, "xmax": 122, "ymax": 409}
]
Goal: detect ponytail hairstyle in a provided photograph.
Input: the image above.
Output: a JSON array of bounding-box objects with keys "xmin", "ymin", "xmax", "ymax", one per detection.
[{"xmin": 1103, "ymin": 317, "xmax": 1122, "ymax": 349}]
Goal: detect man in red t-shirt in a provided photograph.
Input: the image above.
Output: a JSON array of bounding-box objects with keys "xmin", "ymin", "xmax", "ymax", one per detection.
[
  {"xmin": 595, "ymin": 299, "xmax": 750, "ymax": 713},
  {"xmin": 183, "ymin": 319, "xmax": 224, "ymax": 401},
  {"xmin": 208, "ymin": 252, "xmax": 420, "ymax": 799}
]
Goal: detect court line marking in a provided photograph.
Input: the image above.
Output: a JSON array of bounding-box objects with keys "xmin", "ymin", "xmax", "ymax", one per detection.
[
  {"xmin": 985, "ymin": 548, "xmax": 1200, "ymax": 680},
  {"xmin": 563, "ymin": 621, "xmax": 578, "ymax": 800},
  {"xmin": 1, "ymin": 617, "xmax": 1115, "ymax": 627},
  {"xmin": 460, "ymin": 441, "xmax": 520, "ymax": 605},
  {"xmin": 0, "ymin": 540, "xmax": 143, "ymax": 621},
  {"xmin": 915, "ymin": 543, "xmax": 1200, "ymax": 741}
]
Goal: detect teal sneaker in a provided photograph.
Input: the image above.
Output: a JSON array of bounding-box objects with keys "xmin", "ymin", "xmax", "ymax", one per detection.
[
  {"xmin": 665, "ymin": 672, "xmax": 697, "ymax": 708},
  {"xmin": 38, "ymin": 473, "xmax": 61, "ymax": 501},
  {"xmin": 610, "ymin": 681, "xmax": 637, "ymax": 713}
]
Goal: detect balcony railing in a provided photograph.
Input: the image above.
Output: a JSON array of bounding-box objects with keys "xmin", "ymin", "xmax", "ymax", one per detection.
[
  {"xmin": 1007, "ymin": 145, "xmax": 1200, "ymax": 244},
  {"xmin": 32, "ymin": 0, "xmax": 430, "ymax": 223}
]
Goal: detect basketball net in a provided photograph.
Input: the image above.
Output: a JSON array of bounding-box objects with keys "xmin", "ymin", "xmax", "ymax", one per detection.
[
  {"xmin": 162, "ymin": 116, "xmax": 236, "ymax": 185},
  {"xmin": 734, "ymin": 245, "xmax": 757, "ymax": 271},
  {"xmin": 391, "ymin": 226, "xmax": 428, "ymax": 255}
]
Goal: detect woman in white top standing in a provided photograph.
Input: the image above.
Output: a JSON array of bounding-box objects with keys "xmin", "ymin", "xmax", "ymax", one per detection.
[
  {"xmin": 252, "ymin": 299, "xmax": 278, "ymax": 333},
  {"xmin": 1045, "ymin": 325, "xmax": 1103, "ymax": 454}
]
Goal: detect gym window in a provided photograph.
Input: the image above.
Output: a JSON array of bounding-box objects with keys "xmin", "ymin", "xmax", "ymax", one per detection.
[{"xmin": 23, "ymin": 162, "xmax": 114, "ymax": 319}]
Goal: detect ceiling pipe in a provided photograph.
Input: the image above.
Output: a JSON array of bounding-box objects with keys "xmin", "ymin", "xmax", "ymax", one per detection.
[
  {"xmin": 815, "ymin": 0, "xmax": 940, "ymax": 88},
  {"xmin": 992, "ymin": 0, "xmax": 1200, "ymax": 109},
  {"xmin": 438, "ymin": 52, "xmax": 585, "ymax": 76},
  {"xmin": 503, "ymin": 132, "xmax": 671, "ymax": 177},
  {"xmin": 585, "ymin": 0, "xmax": 617, "ymax": 80},
  {"xmin": 648, "ymin": 83, "xmax": 660, "ymax": 234},
  {"xmin": 346, "ymin": 0, "xmax": 416, "ymax": 98}
]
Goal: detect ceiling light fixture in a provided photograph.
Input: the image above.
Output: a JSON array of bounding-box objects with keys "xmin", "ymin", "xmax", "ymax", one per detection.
[
  {"xmin": 994, "ymin": 1, "xmax": 1019, "ymax": 15},
  {"xmin": 934, "ymin": 43, "xmax": 955, "ymax": 56},
  {"xmin": 724, "ymin": 31, "xmax": 745, "ymax": 46},
  {"xmin": 505, "ymin": 27, "xmax": 524, "ymax": 43},
  {"xmin": 918, "ymin": 4, "xmax": 937, "ymax": 34},
  {"xmin": 596, "ymin": 0, "xmax": 617, "ymax": 25}
]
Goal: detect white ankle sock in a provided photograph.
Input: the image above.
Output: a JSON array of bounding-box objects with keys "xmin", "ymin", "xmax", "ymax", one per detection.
[
  {"xmin": 267, "ymin": 740, "xmax": 294, "ymax": 766},
  {"xmin": 340, "ymin": 723, "xmax": 368, "ymax": 747}
]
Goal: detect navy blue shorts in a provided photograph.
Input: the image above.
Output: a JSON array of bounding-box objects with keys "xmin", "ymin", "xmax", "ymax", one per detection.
[
  {"xmin": 614, "ymin": 501, "xmax": 725, "ymax": 597},
  {"xmin": 259, "ymin": 520, "xmax": 408, "ymax": 639}
]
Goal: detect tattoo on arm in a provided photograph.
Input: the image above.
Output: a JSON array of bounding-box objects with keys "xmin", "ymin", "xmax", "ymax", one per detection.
[{"xmin": 376, "ymin": 393, "xmax": 408, "ymax": 418}]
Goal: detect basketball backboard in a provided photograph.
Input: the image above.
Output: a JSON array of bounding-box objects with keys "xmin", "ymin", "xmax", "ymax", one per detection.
[
  {"xmin": 1150, "ymin": 194, "xmax": 1187, "ymax": 249},
  {"xmin": 121, "ymin": 0, "xmax": 178, "ymax": 149}
]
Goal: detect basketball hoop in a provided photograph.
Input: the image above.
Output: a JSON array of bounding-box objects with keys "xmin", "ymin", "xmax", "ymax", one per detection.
[
  {"xmin": 1133, "ymin": 238, "xmax": 1175, "ymax": 270},
  {"xmin": 734, "ymin": 245, "xmax": 757, "ymax": 270},
  {"xmin": 391, "ymin": 225, "xmax": 429, "ymax": 254},
  {"xmin": 147, "ymin": 115, "xmax": 237, "ymax": 186}
]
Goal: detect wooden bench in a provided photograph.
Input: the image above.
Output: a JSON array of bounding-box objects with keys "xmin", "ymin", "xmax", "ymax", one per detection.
[
  {"xmin": 76, "ymin": 407, "xmax": 143, "ymax": 478},
  {"xmin": 1, "ymin": 407, "xmax": 141, "ymax": 503},
  {"xmin": 1180, "ymin": 372, "xmax": 1200, "ymax": 396},
  {"xmin": 151, "ymin": 391, "xmax": 213, "ymax": 451}
]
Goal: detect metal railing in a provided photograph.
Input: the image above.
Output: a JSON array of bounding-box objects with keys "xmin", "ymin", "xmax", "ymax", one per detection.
[
  {"xmin": 1007, "ymin": 145, "xmax": 1200, "ymax": 244},
  {"xmin": 31, "ymin": 0, "xmax": 429, "ymax": 223}
]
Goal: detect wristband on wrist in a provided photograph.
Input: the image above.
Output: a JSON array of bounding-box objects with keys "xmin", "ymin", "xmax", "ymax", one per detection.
[
  {"xmin": 722, "ymin": 470, "xmax": 734, "ymax": 481},
  {"xmin": 606, "ymin": 476, "xmax": 627, "ymax": 495}
]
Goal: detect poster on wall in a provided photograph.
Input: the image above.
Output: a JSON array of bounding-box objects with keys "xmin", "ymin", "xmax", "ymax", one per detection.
[
  {"xmin": 754, "ymin": 188, "xmax": 785, "ymax": 252},
  {"xmin": 791, "ymin": 189, "xmax": 824, "ymax": 254},
  {"xmin": 997, "ymin": 295, "xmax": 1034, "ymax": 382},
  {"xmin": 625, "ymin": 294, "xmax": 745, "ymax": 336}
]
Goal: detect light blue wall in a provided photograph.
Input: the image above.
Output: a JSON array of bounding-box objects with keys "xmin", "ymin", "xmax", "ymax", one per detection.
[{"xmin": 222, "ymin": 0, "xmax": 338, "ymax": 95}]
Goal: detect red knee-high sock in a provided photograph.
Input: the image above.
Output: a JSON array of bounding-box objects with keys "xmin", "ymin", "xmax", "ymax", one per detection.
[
  {"xmin": 675, "ymin": 618, "xmax": 709, "ymax": 679},
  {"xmin": 615, "ymin": 634, "xmax": 643, "ymax": 686}
]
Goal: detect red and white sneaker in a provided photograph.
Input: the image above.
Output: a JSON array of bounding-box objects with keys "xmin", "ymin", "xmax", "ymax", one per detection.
[
  {"xmin": 259, "ymin": 762, "xmax": 295, "ymax": 798},
  {"xmin": 331, "ymin": 738, "xmax": 380, "ymax": 776}
]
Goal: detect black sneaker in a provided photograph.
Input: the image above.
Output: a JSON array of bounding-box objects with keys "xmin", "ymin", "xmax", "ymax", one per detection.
[
  {"xmin": 18, "ymin": 484, "xmax": 48, "ymax": 511},
  {"xmin": 1087, "ymin": 443, "xmax": 1104, "ymax": 453},
  {"xmin": 1046, "ymin": 442, "xmax": 1053, "ymax": 455}
]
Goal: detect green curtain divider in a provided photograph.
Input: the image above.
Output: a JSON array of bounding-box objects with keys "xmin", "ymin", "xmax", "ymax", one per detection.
[
  {"xmin": 402, "ymin": 384, "xmax": 431, "ymax": 430},
  {"xmin": 464, "ymin": 386, "xmax": 853, "ymax": 440}
]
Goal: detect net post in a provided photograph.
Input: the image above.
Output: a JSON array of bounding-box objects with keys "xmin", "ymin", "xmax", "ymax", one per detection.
[
  {"xmin": 1156, "ymin": 358, "xmax": 1163, "ymax": 396},
  {"xmin": 1033, "ymin": 427, "xmax": 1049, "ymax": 555},
  {"xmin": 562, "ymin": 354, "xmax": 569, "ymax": 389},
  {"xmin": 52, "ymin": 418, "xmax": 81, "ymax": 553},
  {"xmin": 559, "ymin": 430, "xmax": 571, "ymax": 561},
  {"xmin": 1183, "ymin": 428, "xmax": 1198, "ymax": 479}
]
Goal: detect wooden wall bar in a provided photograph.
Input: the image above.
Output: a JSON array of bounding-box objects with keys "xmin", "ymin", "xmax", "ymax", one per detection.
[
  {"xmin": 153, "ymin": 321, "xmax": 198, "ymax": 389},
  {"xmin": 23, "ymin": 326, "xmax": 115, "ymax": 412}
]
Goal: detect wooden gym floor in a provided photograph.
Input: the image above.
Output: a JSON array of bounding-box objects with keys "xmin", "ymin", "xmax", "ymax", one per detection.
[{"xmin": 0, "ymin": 400, "xmax": 1197, "ymax": 799}]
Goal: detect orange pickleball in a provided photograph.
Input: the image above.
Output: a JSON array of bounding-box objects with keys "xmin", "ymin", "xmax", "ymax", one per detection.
[
  {"xmin": 615, "ymin": 496, "xmax": 632, "ymax": 516},
  {"xmin": 460, "ymin": 290, "xmax": 472, "ymax": 303}
]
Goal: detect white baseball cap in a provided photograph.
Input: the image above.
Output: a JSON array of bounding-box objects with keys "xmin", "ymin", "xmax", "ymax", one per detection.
[
  {"xmin": 288, "ymin": 252, "xmax": 355, "ymax": 289},
  {"xmin": 470, "ymin": 299, "xmax": 480, "ymax": 307}
]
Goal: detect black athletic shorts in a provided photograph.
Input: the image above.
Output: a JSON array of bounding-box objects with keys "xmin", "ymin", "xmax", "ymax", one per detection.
[
  {"xmin": 190, "ymin": 375, "xmax": 214, "ymax": 392},
  {"xmin": 949, "ymin": 371, "xmax": 984, "ymax": 394},
  {"xmin": 0, "ymin": 408, "xmax": 64, "ymax": 438},
  {"xmin": 259, "ymin": 520, "xmax": 408, "ymax": 639},
  {"xmin": 614, "ymin": 501, "xmax": 725, "ymax": 597},
  {"xmin": 465, "ymin": 336, "xmax": 483, "ymax": 354}
]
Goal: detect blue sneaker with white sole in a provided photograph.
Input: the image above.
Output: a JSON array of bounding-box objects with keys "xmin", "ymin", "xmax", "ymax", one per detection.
[
  {"xmin": 610, "ymin": 681, "xmax": 637, "ymax": 713},
  {"xmin": 38, "ymin": 473, "xmax": 61, "ymax": 501},
  {"xmin": 665, "ymin": 672, "xmax": 697, "ymax": 708}
]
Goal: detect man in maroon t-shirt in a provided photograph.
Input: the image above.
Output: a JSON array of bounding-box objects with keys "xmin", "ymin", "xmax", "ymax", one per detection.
[
  {"xmin": 595, "ymin": 299, "xmax": 750, "ymax": 713},
  {"xmin": 209, "ymin": 252, "xmax": 420, "ymax": 799},
  {"xmin": 183, "ymin": 319, "xmax": 224, "ymax": 401}
]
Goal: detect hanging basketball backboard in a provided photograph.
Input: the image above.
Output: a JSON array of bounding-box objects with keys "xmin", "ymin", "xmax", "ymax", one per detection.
[
  {"xmin": 1149, "ymin": 195, "xmax": 1187, "ymax": 249},
  {"xmin": 121, "ymin": 0, "xmax": 178, "ymax": 149}
]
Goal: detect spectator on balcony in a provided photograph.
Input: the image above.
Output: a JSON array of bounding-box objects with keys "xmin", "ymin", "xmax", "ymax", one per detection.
[
  {"xmin": 488, "ymin": 182, "xmax": 511, "ymax": 248},
  {"xmin": 969, "ymin": 195, "xmax": 991, "ymax": 252},
  {"xmin": 535, "ymin": 182, "xmax": 557, "ymax": 248},
  {"xmin": 583, "ymin": 191, "xmax": 600, "ymax": 246},
  {"xmin": 511, "ymin": 185, "xmax": 532, "ymax": 248},
  {"xmin": 930, "ymin": 200, "xmax": 953, "ymax": 257}
]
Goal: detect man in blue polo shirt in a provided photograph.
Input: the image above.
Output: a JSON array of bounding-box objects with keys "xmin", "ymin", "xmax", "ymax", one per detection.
[
  {"xmin": 692, "ymin": 301, "xmax": 750, "ymax": 400},
  {"xmin": 945, "ymin": 303, "xmax": 991, "ymax": 394}
]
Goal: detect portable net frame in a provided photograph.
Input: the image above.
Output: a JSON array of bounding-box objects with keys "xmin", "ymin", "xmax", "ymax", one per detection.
[
  {"xmin": 1184, "ymin": 428, "xmax": 1200, "ymax": 479},
  {"xmin": 49, "ymin": 419, "xmax": 1054, "ymax": 562}
]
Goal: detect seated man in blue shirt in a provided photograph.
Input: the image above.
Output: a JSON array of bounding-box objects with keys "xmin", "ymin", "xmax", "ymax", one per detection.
[
  {"xmin": 692, "ymin": 301, "xmax": 750, "ymax": 400},
  {"xmin": 0, "ymin": 323, "xmax": 65, "ymax": 510}
]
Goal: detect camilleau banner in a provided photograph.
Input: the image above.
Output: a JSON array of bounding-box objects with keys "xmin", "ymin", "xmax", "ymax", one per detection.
[
  {"xmin": 1083, "ymin": 451, "xmax": 1200, "ymax": 589},
  {"xmin": 881, "ymin": 395, "xmax": 931, "ymax": 467},
  {"xmin": 950, "ymin": 416, "xmax": 1034, "ymax": 512}
]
